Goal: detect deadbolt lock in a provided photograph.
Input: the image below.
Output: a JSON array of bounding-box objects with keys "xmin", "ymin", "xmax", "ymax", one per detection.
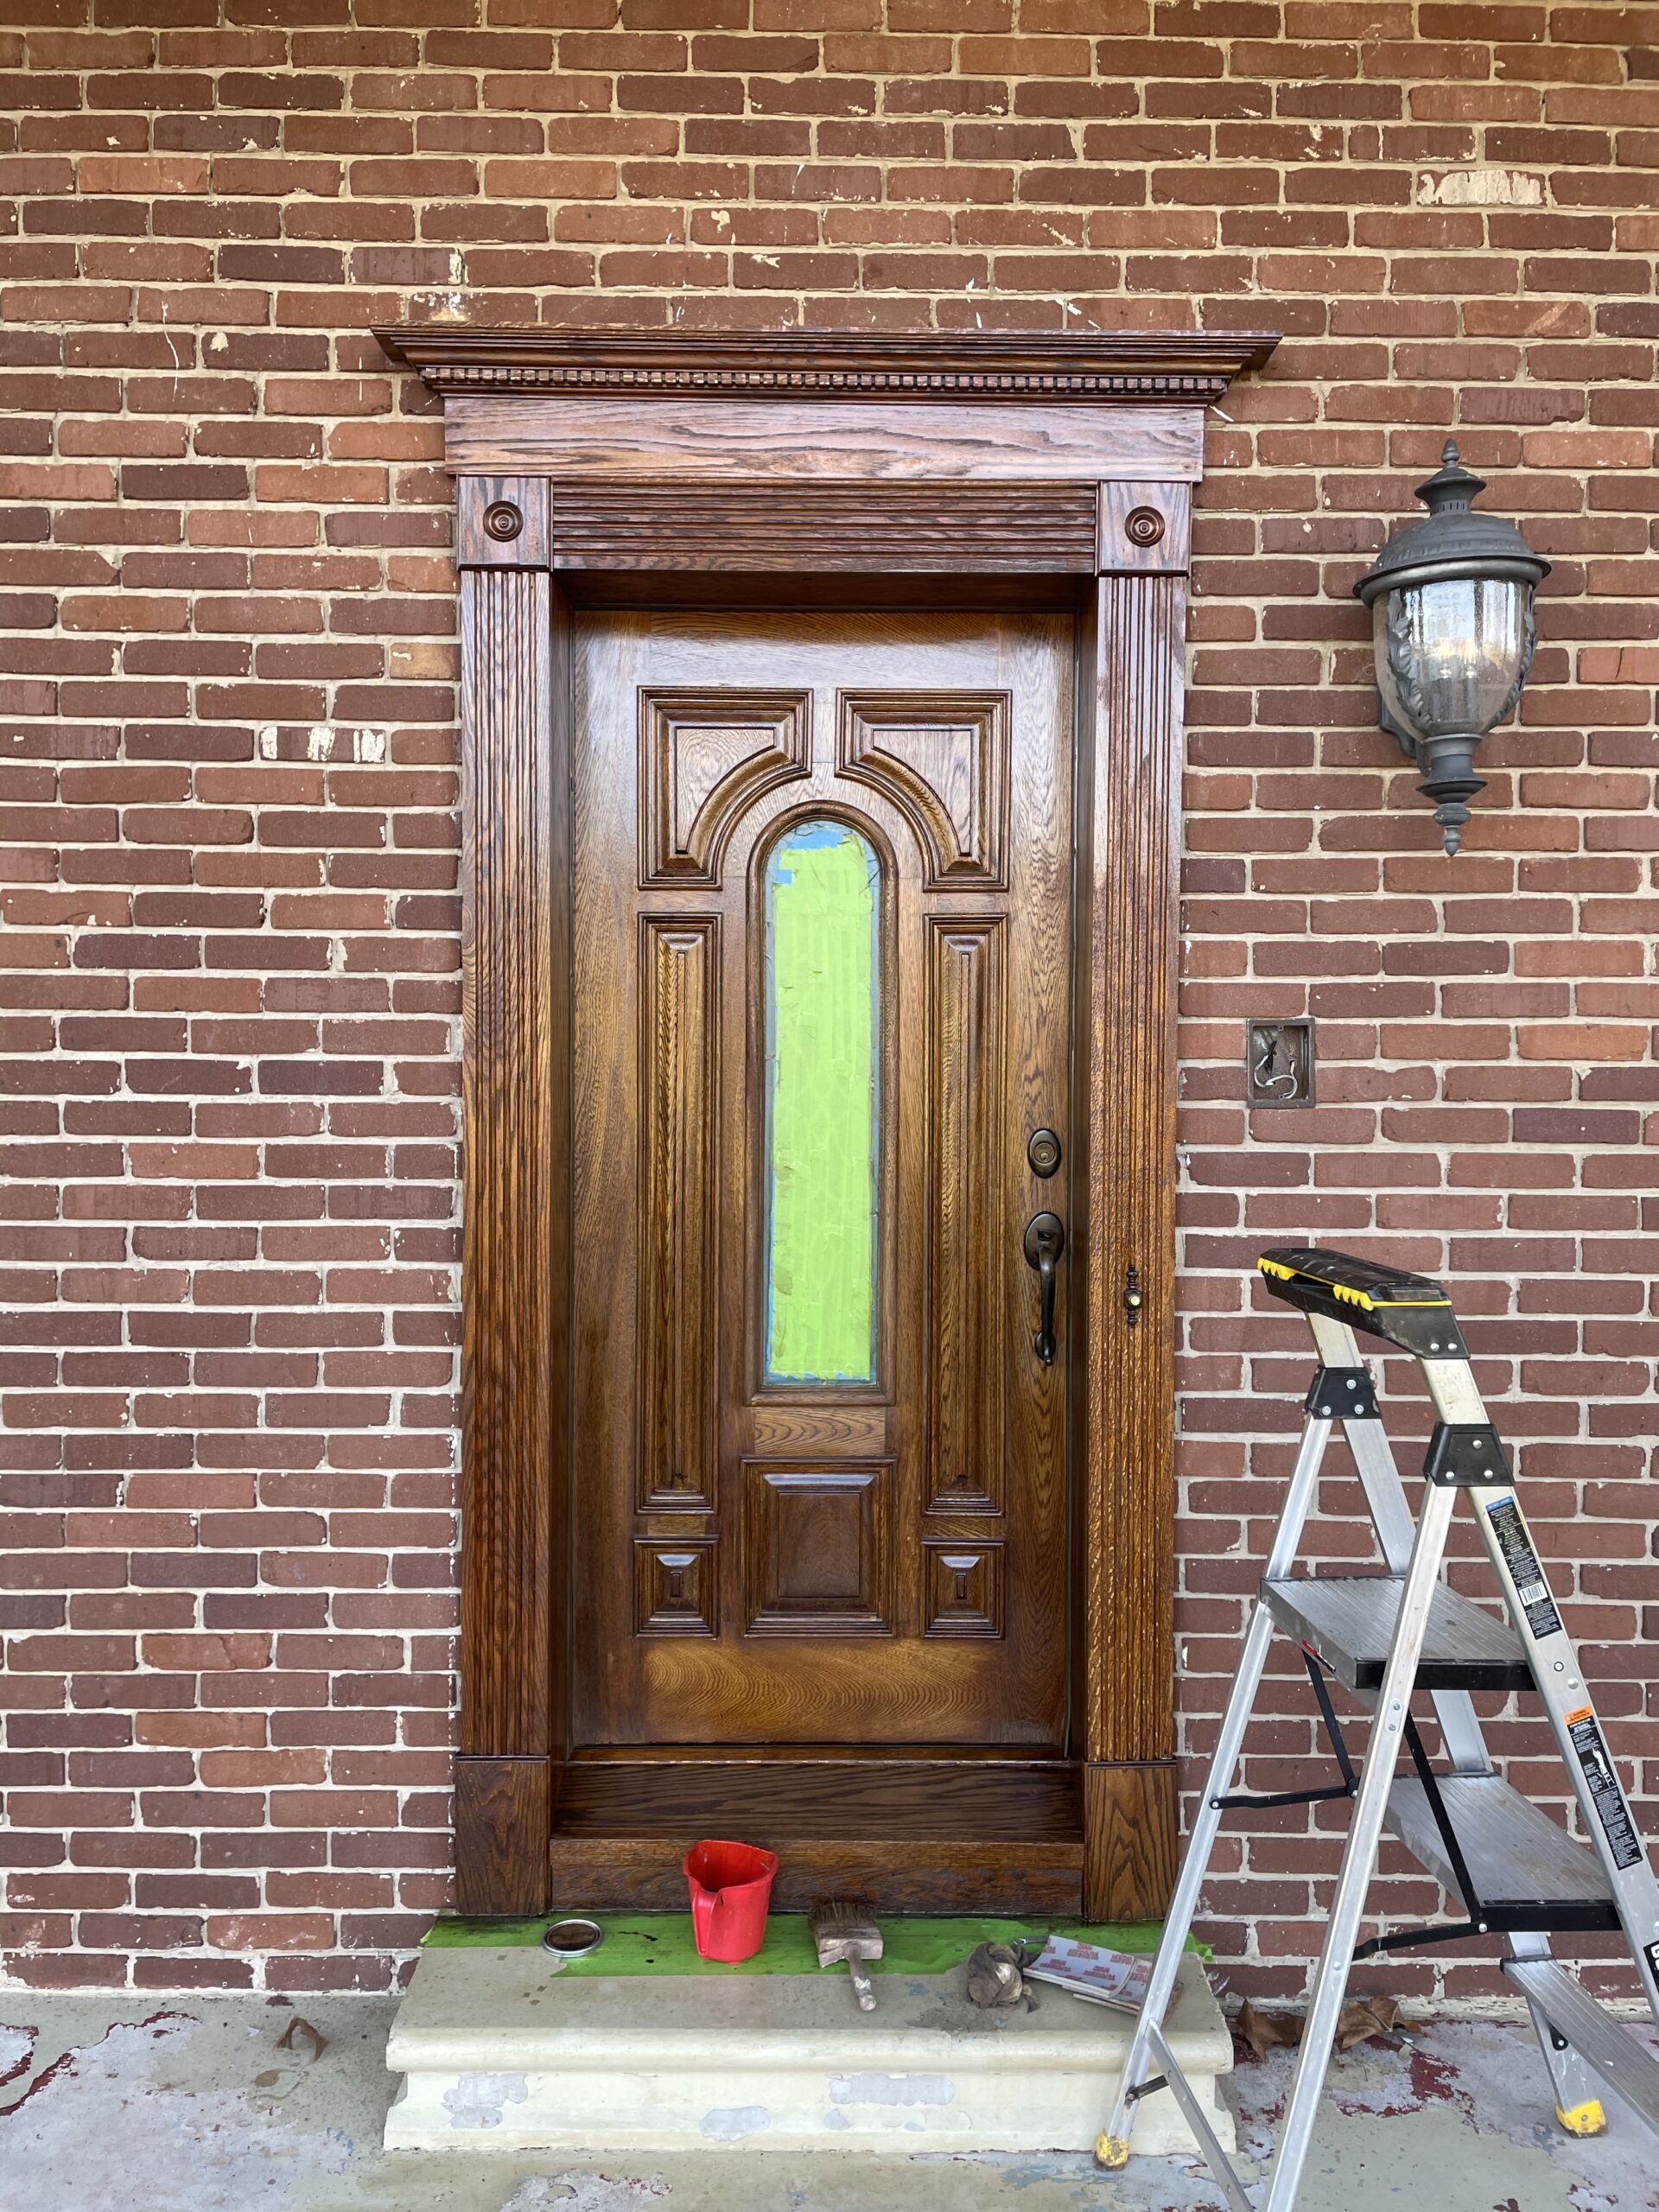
[{"xmin": 1027, "ymin": 1127, "xmax": 1062, "ymax": 1179}]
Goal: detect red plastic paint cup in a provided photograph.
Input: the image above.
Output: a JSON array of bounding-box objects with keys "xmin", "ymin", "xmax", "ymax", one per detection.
[{"xmin": 683, "ymin": 1838, "xmax": 778, "ymax": 1963}]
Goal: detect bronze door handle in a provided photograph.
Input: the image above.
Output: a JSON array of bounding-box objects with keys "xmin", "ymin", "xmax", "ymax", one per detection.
[{"xmin": 1023, "ymin": 1211, "xmax": 1065, "ymax": 1365}]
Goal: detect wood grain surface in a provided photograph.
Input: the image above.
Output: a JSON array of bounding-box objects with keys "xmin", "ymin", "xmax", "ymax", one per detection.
[
  {"xmin": 546, "ymin": 480, "xmax": 1102, "ymax": 573},
  {"xmin": 1083, "ymin": 1762, "xmax": 1179, "ymax": 1924},
  {"xmin": 1073, "ymin": 570, "xmax": 1186, "ymax": 1919},
  {"xmin": 548, "ymin": 1756, "xmax": 1084, "ymax": 1914},
  {"xmin": 569, "ymin": 608, "xmax": 1072, "ymax": 1752},
  {"xmin": 456, "ymin": 1756, "xmax": 551, "ymax": 1917},
  {"xmin": 547, "ymin": 1839, "xmax": 1083, "ymax": 1917},
  {"xmin": 431, "ymin": 330, "xmax": 1278, "ymax": 1916},
  {"xmin": 560, "ymin": 1753, "xmax": 1080, "ymax": 1837},
  {"xmin": 446, "ymin": 395, "xmax": 1203, "ymax": 485},
  {"xmin": 459, "ymin": 555, "xmax": 562, "ymax": 1764}
]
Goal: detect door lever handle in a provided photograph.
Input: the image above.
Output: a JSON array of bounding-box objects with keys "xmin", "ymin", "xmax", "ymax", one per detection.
[{"xmin": 1022, "ymin": 1211, "xmax": 1065, "ymax": 1365}]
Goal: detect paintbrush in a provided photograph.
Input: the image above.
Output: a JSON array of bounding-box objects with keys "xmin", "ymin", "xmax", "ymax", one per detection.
[{"xmin": 808, "ymin": 1898, "xmax": 883, "ymax": 2012}]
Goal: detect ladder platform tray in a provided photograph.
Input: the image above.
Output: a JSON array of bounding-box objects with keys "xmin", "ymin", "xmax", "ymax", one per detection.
[
  {"xmin": 1262, "ymin": 1573, "xmax": 1533, "ymax": 1692},
  {"xmin": 1387, "ymin": 1773, "xmax": 1618, "ymax": 1929}
]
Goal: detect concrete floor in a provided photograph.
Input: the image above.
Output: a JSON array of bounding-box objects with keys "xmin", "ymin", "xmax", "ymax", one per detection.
[{"xmin": 0, "ymin": 1993, "xmax": 1656, "ymax": 2212}]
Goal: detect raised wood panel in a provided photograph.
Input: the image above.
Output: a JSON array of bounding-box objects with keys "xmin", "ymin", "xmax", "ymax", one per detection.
[
  {"xmin": 923, "ymin": 1541, "xmax": 1004, "ymax": 1639},
  {"xmin": 454, "ymin": 1756, "xmax": 550, "ymax": 1917},
  {"xmin": 637, "ymin": 917, "xmax": 719, "ymax": 1514},
  {"xmin": 1075, "ymin": 573, "xmax": 1185, "ymax": 1776},
  {"xmin": 1082, "ymin": 1761, "xmax": 1178, "ymax": 1923},
  {"xmin": 634, "ymin": 1540, "xmax": 718, "ymax": 1638},
  {"xmin": 743, "ymin": 1461, "xmax": 893, "ymax": 1637},
  {"xmin": 459, "ymin": 558, "xmax": 560, "ymax": 1764},
  {"xmin": 839, "ymin": 691, "xmax": 1009, "ymax": 889},
  {"xmin": 444, "ymin": 396, "xmax": 1205, "ymax": 486},
  {"xmin": 639, "ymin": 688, "xmax": 810, "ymax": 887},
  {"xmin": 924, "ymin": 916, "xmax": 1006, "ymax": 1514},
  {"xmin": 547, "ymin": 480, "xmax": 1100, "ymax": 573}
]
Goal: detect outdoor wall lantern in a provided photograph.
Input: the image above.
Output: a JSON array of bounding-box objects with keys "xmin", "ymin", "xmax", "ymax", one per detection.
[{"xmin": 1354, "ymin": 439, "xmax": 1549, "ymax": 855}]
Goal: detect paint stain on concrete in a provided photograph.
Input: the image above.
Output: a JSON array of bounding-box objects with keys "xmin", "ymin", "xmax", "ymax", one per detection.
[
  {"xmin": 699, "ymin": 2106, "xmax": 772, "ymax": 2141},
  {"xmin": 0, "ymin": 2010, "xmax": 347, "ymax": 2211},
  {"xmin": 499, "ymin": 2172, "xmax": 671, "ymax": 2210},
  {"xmin": 442, "ymin": 2071, "xmax": 531, "ymax": 2131},
  {"xmin": 829, "ymin": 2073, "xmax": 956, "ymax": 2107},
  {"xmin": 0, "ymin": 2025, "xmax": 35, "ymax": 2095},
  {"xmin": 991, "ymin": 2149, "xmax": 1233, "ymax": 2204},
  {"xmin": 1226, "ymin": 2018, "xmax": 1659, "ymax": 2212},
  {"xmin": 2, "ymin": 1995, "xmax": 1656, "ymax": 2212}
]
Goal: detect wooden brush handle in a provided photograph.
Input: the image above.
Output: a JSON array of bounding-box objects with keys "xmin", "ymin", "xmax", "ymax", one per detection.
[{"xmin": 847, "ymin": 1958, "xmax": 876, "ymax": 2012}]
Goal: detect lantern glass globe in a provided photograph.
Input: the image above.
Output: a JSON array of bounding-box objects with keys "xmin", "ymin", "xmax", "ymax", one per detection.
[{"xmin": 1373, "ymin": 573, "xmax": 1535, "ymax": 749}]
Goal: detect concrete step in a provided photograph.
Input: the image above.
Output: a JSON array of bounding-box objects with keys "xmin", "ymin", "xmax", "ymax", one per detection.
[{"xmin": 385, "ymin": 1942, "xmax": 1233, "ymax": 2156}]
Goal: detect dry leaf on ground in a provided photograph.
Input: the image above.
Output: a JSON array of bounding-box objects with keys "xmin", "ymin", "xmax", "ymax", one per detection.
[
  {"xmin": 1236, "ymin": 1993, "xmax": 1408, "ymax": 2060},
  {"xmin": 1236, "ymin": 1999, "xmax": 1302, "ymax": 2058},
  {"xmin": 1336, "ymin": 1994, "xmax": 1406, "ymax": 2050},
  {"xmin": 275, "ymin": 2015, "xmax": 328, "ymax": 2064}
]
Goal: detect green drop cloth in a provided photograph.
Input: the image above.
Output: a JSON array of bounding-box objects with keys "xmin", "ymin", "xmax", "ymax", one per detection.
[{"xmin": 422, "ymin": 1911, "xmax": 1205, "ymax": 1978}]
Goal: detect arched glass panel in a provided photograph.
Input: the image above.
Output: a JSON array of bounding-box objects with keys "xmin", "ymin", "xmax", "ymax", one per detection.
[{"xmin": 763, "ymin": 819, "xmax": 880, "ymax": 1384}]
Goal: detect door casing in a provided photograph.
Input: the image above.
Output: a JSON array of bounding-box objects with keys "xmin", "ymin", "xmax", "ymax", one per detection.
[{"xmin": 374, "ymin": 325, "xmax": 1280, "ymax": 1923}]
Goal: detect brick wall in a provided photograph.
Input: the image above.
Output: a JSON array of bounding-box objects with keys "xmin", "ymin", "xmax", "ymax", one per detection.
[{"xmin": 1, "ymin": 2, "xmax": 1655, "ymax": 1999}]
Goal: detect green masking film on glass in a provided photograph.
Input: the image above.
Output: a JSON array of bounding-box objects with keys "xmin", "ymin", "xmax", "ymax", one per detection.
[{"xmin": 764, "ymin": 821, "xmax": 880, "ymax": 1383}]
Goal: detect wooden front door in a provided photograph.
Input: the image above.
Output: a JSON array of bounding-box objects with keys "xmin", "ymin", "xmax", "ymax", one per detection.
[{"xmin": 570, "ymin": 607, "xmax": 1073, "ymax": 1755}]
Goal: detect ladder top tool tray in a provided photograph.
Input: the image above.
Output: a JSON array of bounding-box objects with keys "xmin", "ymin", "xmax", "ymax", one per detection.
[{"xmin": 1259, "ymin": 1246, "xmax": 1468, "ymax": 1357}]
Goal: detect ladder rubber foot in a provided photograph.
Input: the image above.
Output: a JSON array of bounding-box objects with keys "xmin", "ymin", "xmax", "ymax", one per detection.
[
  {"xmin": 1095, "ymin": 2132, "xmax": 1132, "ymax": 2170},
  {"xmin": 1555, "ymin": 2099, "xmax": 1607, "ymax": 2138}
]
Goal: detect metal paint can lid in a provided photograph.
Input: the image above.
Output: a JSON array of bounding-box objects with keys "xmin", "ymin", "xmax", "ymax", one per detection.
[{"xmin": 542, "ymin": 1916, "xmax": 604, "ymax": 1957}]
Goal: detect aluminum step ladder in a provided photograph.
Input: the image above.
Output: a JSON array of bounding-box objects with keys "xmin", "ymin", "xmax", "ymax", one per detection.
[{"xmin": 1098, "ymin": 1245, "xmax": 1659, "ymax": 2212}]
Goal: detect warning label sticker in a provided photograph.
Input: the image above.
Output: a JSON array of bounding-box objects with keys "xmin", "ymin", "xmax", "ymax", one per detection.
[
  {"xmin": 1485, "ymin": 1495, "xmax": 1563, "ymax": 1641},
  {"xmin": 1566, "ymin": 1706, "xmax": 1642, "ymax": 1872}
]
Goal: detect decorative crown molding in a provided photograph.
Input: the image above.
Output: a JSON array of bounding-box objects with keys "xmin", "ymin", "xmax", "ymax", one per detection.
[{"xmin": 372, "ymin": 326, "xmax": 1281, "ymax": 405}]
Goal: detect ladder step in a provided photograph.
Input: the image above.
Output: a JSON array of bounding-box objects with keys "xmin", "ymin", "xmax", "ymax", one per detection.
[
  {"xmin": 1262, "ymin": 1573, "xmax": 1532, "ymax": 1692},
  {"xmin": 1503, "ymin": 1959, "xmax": 1659, "ymax": 2133},
  {"xmin": 1386, "ymin": 1774, "xmax": 1618, "ymax": 1927}
]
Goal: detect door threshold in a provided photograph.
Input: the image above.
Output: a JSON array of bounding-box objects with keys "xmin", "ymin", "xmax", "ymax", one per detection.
[{"xmin": 548, "ymin": 1756, "xmax": 1084, "ymax": 1915}]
